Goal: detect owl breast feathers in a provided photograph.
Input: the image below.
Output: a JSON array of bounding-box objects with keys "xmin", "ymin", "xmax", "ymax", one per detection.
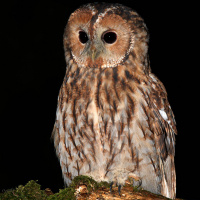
[{"xmin": 52, "ymin": 3, "xmax": 177, "ymax": 199}]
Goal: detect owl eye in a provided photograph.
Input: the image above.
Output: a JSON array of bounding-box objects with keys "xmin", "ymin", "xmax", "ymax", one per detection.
[
  {"xmin": 79, "ymin": 31, "xmax": 89, "ymax": 44},
  {"xmin": 102, "ymin": 31, "xmax": 117, "ymax": 44}
]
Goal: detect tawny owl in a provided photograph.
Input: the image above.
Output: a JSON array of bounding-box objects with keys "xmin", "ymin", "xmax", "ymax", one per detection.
[{"xmin": 52, "ymin": 3, "xmax": 177, "ymax": 199}]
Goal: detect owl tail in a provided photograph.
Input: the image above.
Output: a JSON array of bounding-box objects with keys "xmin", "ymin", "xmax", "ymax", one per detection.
[{"xmin": 161, "ymin": 156, "xmax": 176, "ymax": 199}]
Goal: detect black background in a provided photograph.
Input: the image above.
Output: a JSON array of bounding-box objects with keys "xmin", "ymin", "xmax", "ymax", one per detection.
[{"xmin": 1, "ymin": 0, "xmax": 198, "ymax": 199}]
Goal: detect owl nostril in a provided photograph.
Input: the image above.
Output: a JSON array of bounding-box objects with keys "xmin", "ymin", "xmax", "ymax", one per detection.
[
  {"xmin": 79, "ymin": 31, "xmax": 89, "ymax": 44},
  {"xmin": 102, "ymin": 31, "xmax": 117, "ymax": 44}
]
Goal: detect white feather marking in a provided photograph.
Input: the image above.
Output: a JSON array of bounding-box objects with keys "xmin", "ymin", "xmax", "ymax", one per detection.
[
  {"xmin": 150, "ymin": 74, "xmax": 157, "ymax": 82},
  {"xmin": 94, "ymin": 8, "xmax": 113, "ymax": 25},
  {"xmin": 159, "ymin": 109, "xmax": 168, "ymax": 121}
]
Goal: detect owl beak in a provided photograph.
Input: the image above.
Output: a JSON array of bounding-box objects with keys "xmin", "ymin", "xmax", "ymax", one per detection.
[{"xmin": 91, "ymin": 49, "xmax": 97, "ymax": 62}]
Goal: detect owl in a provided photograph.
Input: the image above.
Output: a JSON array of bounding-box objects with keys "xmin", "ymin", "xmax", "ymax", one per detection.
[{"xmin": 52, "ymin": 3, "xmax": 177, "ymax": 199}]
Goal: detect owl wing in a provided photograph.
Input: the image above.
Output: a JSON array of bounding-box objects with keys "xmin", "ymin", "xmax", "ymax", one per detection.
[
  {"xmin": 146, "ymin": 73, "xmax": 177, "ymax": 198},
  {"xmin": 147, "ymin": 73, "xmax": 177, "ymax": 160}
]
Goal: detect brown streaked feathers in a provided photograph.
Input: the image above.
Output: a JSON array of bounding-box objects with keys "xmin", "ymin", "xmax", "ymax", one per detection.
[{"xmin": 52, "ymin": 3, "xmax": 177, "ymax": 199}]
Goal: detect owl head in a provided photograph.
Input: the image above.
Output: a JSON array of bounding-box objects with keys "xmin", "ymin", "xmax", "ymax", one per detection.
[{"xmin": 64, "ymin": 3, "xmax": 149, "ymax": 69}]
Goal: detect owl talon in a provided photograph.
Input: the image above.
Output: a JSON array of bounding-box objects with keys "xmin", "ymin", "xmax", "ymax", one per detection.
[
  {"xmin": 110, "ymin": 181, "xmax": 114, "ymax": 193},
  {"xmin": 118, "ymin": 184, "xmax": 122, "ymax": 196},
  {"xmin": 133, "ymin": 179, "xmax": 142, "ymax": 188}
]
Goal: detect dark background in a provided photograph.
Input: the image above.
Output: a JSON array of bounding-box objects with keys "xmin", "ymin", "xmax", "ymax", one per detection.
[{"xmin": 1, "ymin": 0, "xmax": 198, "ymax": 199}]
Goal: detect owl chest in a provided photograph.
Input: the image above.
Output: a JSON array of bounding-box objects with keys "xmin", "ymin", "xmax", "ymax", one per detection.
[
  {"xmin": 61, "ymin": 73, "xmax": 147, "ymax": 146},
  {"xmin": 58, "ymin": 71, "xmax": 156, "ymax": 176}
]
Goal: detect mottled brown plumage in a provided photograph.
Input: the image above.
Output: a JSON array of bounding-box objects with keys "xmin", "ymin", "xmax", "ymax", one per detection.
[{"xmin": 52, "ymin": 3, "xmax": 177, "ymax": 199}]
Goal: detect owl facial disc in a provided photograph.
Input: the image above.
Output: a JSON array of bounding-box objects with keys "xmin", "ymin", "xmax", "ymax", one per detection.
[{"xmin": 65, "ymin": 4, "xmax": 137, "ymax": 68}]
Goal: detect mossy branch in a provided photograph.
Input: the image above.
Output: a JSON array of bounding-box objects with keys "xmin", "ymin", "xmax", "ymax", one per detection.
[
  {"xmin": 0, "ymin": 175, "xmax": 109, "ymax": 200},
  {"xmin": 0, "ymin": 176, "xmax": 182, "ymax": 200}
]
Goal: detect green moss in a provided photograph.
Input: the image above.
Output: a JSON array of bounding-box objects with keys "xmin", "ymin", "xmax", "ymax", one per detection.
[
  {"xmin": 132, "ymin": 185, "xmax": 142, "ymax": 192},
  {"xmin": 0, "ymin": 176, "xmax": 110, "ymax": 200},
  {"xmin": 47, "ymin": 187, "xmax": 75, "ymax": 200},
  {"xmin": 70, "ymin": 175, "xmax": 98, "ymax": 193},
  {"xmin": 0, "ymin": 180, "xmax": 47, "ymax": 200},
  {"xmin": 96, "ymin": 181, "xmax": 110, "ymax": 189}
]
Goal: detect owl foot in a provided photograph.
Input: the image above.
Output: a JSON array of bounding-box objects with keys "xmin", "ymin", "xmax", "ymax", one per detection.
[
  {"xmin": 127, "ymin": 174, "xmax": 142, "ymax": 189},
  {"xmin": 110, "ymin": 182, "xmax": 121, "ymax": 196},
  {"xmin": 133, "ymin": 179, "xmax": 142, "ymax": 189},
  {"xmin": 110, "ymin": 181, "xmax": 114, "ymax": 193},
  {"xmin": 118, "ymin": 184, "xmax": 122, "ymax": 196}
]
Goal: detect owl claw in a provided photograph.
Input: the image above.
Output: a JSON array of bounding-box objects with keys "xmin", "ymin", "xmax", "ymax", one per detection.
[
  {"xmin": 118, "ymin": 184, "xmax": 122, "ymax": 196},
  {"xmin": 110, "ymin": 181, "xmax": 114, "ymax": 193},
  {"xmin": 110, "ymin": 182, "xmax": 122, "ymax": 196},
  {"xmin": 133, "ymin": 179, "xmax": 142, "ymax": 188}
]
